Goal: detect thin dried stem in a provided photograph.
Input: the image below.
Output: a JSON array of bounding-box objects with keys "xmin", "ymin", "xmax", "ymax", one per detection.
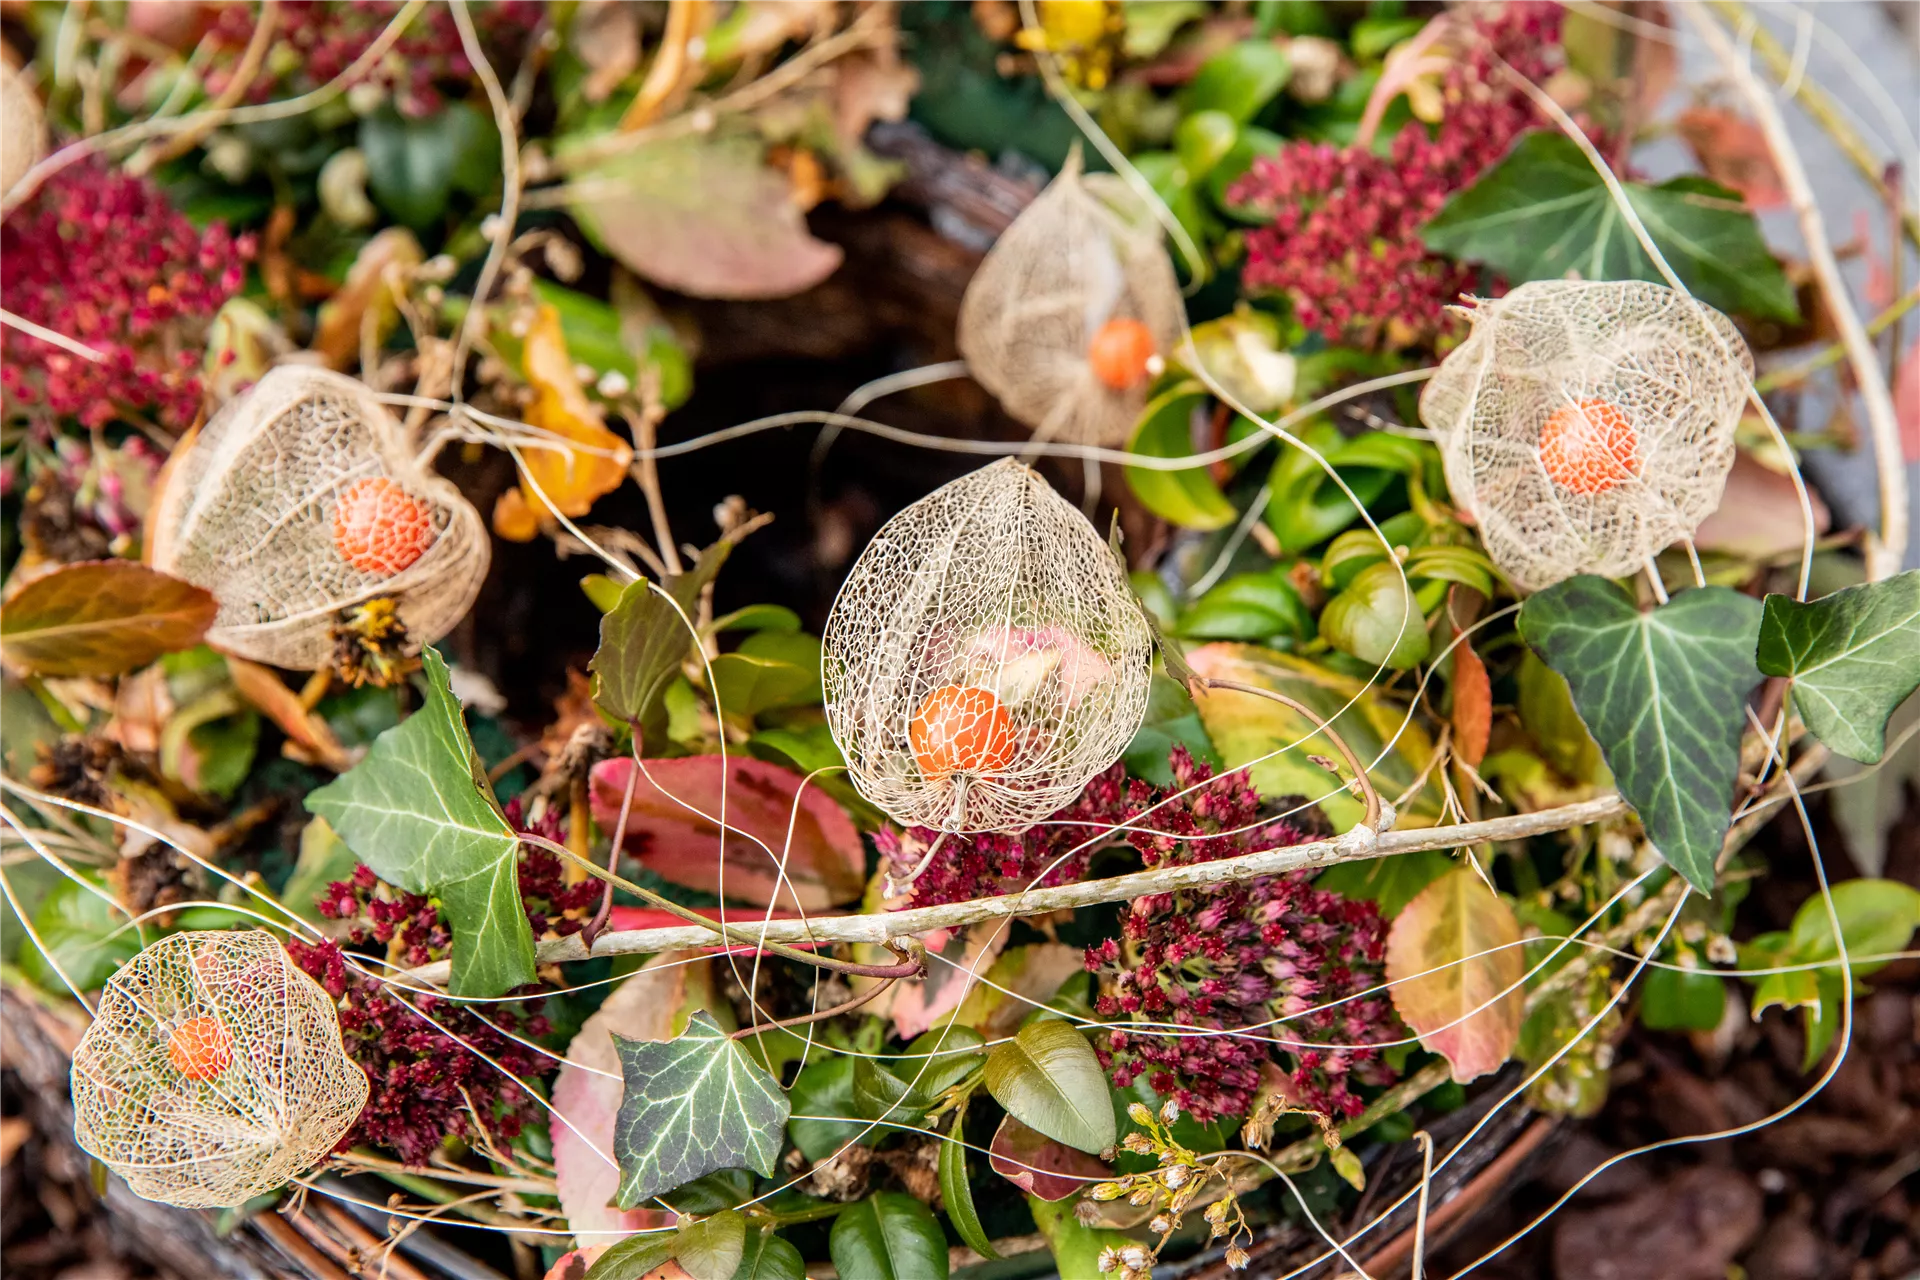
[
  {"xmin": 728, "ymin": 973, "xmax": 906, "ymax": 1041},
  {"xmin": 1196, "ymin": 678, "xmax": 1384, "ymax": 832}
]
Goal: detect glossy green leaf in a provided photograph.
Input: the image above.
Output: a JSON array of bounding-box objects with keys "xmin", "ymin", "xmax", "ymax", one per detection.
[
  {"xmin": 1787, "ymin": 878, "xmax": 1920, "ymax": 979},
  {"xmin": 1264, "ymin": 426, "xmax": 1406, "ymax": 553},
  {"xmin": 1029, "ymin": 1195, "xmax": 1132, "ymax": 1279},
  {"xmin": 787, "ymin": 1055, "xmax": 863, "ymax": 1162},
  {"xmin": 1208, "ymin": 125, "xmax": 1284, "ymax": 216},
  {"xmin": 306, "ymin": 649, "xmax": 532, "ymax": 997},
  {"xmin": 828, "ymin": 1192, "xmax": 949, "ymax": 1280},
  {"xmin": 587, "ymin": 1211, "xmax": 750, "ymax": 1280},
  {"xmin": 708, "ymin": 632, "xmax": 824, "ymax": 718},
  {"xmin": 593, "ymin": 542, "xmax": 731, "ymax": 734},
  {"xmin": 1518, "ymin": 578, "xmax": 1765, "ymax": 894},
  {"xmin": 711, "ymin": 604, "xmax": 803, "ymax": 636},
  {"xmin": 1516, "ymin": 650, "xmax": 1609, "ymax": 785},
  {"xmin": 1124, "ymin": 385, "xmax": 1237, "ymax": 531},
  {"xmin": 939, "ymin": 1105, "xmax": 998, "ymax": 1261},
  {"xmin": 281, "ymin": 818, "xmax": 361, "ymax": 925},
  {"xmin": 1423, "ymin": 131, "xmax": 1799, "ymax": 322},
  {"xmin": 612, "ymin": 1011, "xmax": 791, "ymax": 1210},
  {"xmin": 1123, "ymin": 674, "xmax": 1222, "ymax": 787},
  {"xmin": 0, "ymin": 561, "xmax": 217, "ymax": 678},
  {"xmin": 1756, "ymin": 571, "xmax": 1920, "ymax": 763},
  {"xmin": 360, "ymin": 102, "xmax": 500, "ymax": 229},
  {"xmin": 18, "ymin": 875, "xmax": 140, "ymax": 993},
  {"xmin": 584, "ymin": 1231, "xmax": 676, "ymax": 1280},
  {"xmin": 1319, "ymin": 561, "xmax": 1431, "ymax": 670},
  {"xmin": 732, "ymin": 1230, "xmax": 804, "ymax": 1280},
  {"xmin": 1174, "ymin": 109, "xmax": 1239, "ymax": 179},
  {"xmin": 1178, "ymin": 572, "xmax": 1313, "ymax": 645},
  {"xmin": 983, "ymin": 1019, "xmax": 1116, "ymax": 1154},
  {"xmin": 890, "ymin": 1024, "xmax": 987, "ymax": 1111},
  {"xmin": 852, "ymin": 1057, "xmax": 919, "ymax": 1133},
  {"xmin": 1640, "ymin": 963, "xmax": 1727, "ymax": 1032},
  {"xmin": 1184, "ymin": 39, "xmax": 1292, "ymax": 122}
]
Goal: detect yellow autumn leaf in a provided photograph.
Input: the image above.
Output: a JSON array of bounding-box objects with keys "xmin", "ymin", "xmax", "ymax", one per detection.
[{"xmin": 512, "ymin": 303, "xmax": 632, "ymax": 523}]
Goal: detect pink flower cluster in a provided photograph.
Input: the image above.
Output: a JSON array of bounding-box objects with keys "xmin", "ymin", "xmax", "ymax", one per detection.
[
  {"xmin": 1229, "ymin": 1, "xmax": 1571, "ymax": 348},
  {"xmin": 286, "ymin": 819, "xmax": 599, "ymax": 1164},
  {"xmin": 1, "ymin": 164, "xmax": 251, "ymax": 431},
  {"xmin": 208, "ymin": 1, "xmax": 544, "ymax": 117},
  {"xmin": 1084, "ymin": 748, "xmax": 1401, "ymax": 1124}
]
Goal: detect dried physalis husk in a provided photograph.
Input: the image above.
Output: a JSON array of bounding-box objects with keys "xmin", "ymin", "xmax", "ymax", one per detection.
[
  {"xmin": 957, "ymin": 150, "xmax": 1183, "ymax": 445},
  {"xmin": 822, "ymin": 458, "xmax": 1153, "ymax": 833},
  {"xmin": 70, "ymin": 930, "xmax": 368, "ymax": 1209},
  {"xmin": 148, "ymin": 366, "xmax": 489, "ymax": 669},
  {"xmin": 1, "ymin": 56, "xmax": 47, "ymax": 197},
  {"xmin": 1419, "ymin": 280, "xmax": 1753, "ymax": 592}
]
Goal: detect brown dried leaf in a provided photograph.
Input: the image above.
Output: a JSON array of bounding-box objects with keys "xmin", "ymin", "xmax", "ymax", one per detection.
[
  {"xmin": 312, "ymin": 227, "xmax": 424, "ymax": 369},
  {"xmin": 1675, "ymin": 107, "xmax": 1786, "ymax": 210},
  {"xmin": 0, "ymin": 561, "xmax": 217, "ymax": 678},
  {"xmin": 1451, "ymin": 637, "xmax": 1491, "ymax": 768},
  {"xmin": 225, "ymin": 656, "xmax": 350, "ymax": 771}
]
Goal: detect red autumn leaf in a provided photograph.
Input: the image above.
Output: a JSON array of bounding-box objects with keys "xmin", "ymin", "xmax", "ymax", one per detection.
[
  {"xmin": 1384, "ymin": 868, "xmax": 1525, "ymax": 1083},
  {"xmin": 590, "ymin": 755, "xmax": 866, "ymax": 910},
  {"xmin": 0, "ymin": 560, "xmax": 216, "ymax": 677},
  {"xmin": 987, "ymin": 1114, "xmax": 1112, "ymax": 1201},
  {"xmin": 1674, "ymin": 108, "xmax": 1786, "ymax": 209},
  {"xmin": 1451, "ymin": 637, "xmax": 1491, "ymax": 768}
]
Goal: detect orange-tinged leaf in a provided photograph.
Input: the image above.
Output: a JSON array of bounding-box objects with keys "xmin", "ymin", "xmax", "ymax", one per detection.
[
  {"xmin": 312, "ymin": 227, "xmax": 423, "ymax": 368},
  {"xmin": 1674, "ymin": 107, "xmax": 1786, "ymax": 209},
  {"xmin": 225, "ymin": 656, "xmax": 350, "ymax": 771},
  {"xmin": 516, "ymin": 303, "xmax": 632, "ymax": 518},
  {"xmin": 1385, "ymin": 868, "xmax": 1525, "ymax": 1083},
  {"xmin": 1451, "ymin": 638, "xmax": 1490, "ymax": 768},
  {"xmin": 0, "ymin": 561, "xmax": 217, "ymax": 677}
]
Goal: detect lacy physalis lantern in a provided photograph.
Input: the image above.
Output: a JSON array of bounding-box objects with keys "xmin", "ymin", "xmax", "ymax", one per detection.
[
  {"xmin": 957, "ymin": 151, "xmax": 1183, "ymax": 446},
  {"xmin": 70, "ymin": 930, "xmax": 368, "ymax": 1209},
  {"xmin": 823, "ymin": 458, "xmax": 1153, "ymax": 834},
  {"xmin": 1419, "ymin": 280, "xmax": 1753, "ymax": 592},
  {"xmin": 148, "ymin": 366, "xmax": 489, "ymax": 669}
]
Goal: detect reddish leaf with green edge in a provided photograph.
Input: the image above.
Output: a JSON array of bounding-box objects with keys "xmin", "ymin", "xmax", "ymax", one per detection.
[
  {"xmin": 589, "ymin": 755, "xmax": 866, "ymax": 910},
  {"xmin": 1451, "ymin": 636, "xmax": 1491, "ymax": 768},
  {"xmin": 1385, "ymin": 869, "xmax": 1526, "ymax": 1084},
  {"xmin": 988, "ymin": 1114, "xmax": 1112, "ymax": 1201},
  {"xmin": 0, "ymin": 561, "xmax": 216, "ymax": 677}
]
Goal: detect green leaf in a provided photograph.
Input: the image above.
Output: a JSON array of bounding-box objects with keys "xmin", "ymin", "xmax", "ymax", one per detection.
[
  {"xmin": 0, "ymin": 561, "xmax": 217, "ymax": 678},
  {"xmin": 787, "ymin": 1055, "xmax": 864, "ymax": 1162},
  {"xmin": 585, "ymin": 1231, "xmax": 676, "ymax": 1280},
  {"xmin": 18, "ymin": 875, "xmax": 139, "ymax": 993},
  {"xmin": 1786, "ymin": 878, "xmax": 1920, "ymax": 980},
  {"xmin": 1029, "ymin": 1194, "xmax": 1132, "ymax": 1279},
  {"xmin": 1264, "ymin": 425, "xmax": 1403, "ymax": 553},
  {"xmin": 1174, "ymin": 110, "xmax": 1239, "ymax": 180},
  {"xmin": 852, "ymin": 1057, "xmax": 918, "ymax": 1133},
  {"xmin": 593, "ymin": 542, "xmax": 732, "ymax": 733},
  {"xmin": 1315, "ymin": 848, "xmax": 1454, "ymax": 918},
  {"xmin": 1756, "ymin": 571, "xmax": 1920, "ymax": 763},
  {"xmin": 612, "ymin": 1011, "xmax": 791, "ymax": 1210},
  {"xmin": 281, "ymin": 818, "xmax": 362, "ymax": 925},
  {"xmin": 939, "ymin": 1105, "xmax": 998, "ymax": 1261},
  {"xmin": 1124, "ymin": 385, "xmax": 1237, "ymax": 530},
  {"xmin": 1177, "ymin": 572, "xmax": 1313, "ymax": 646},
  {"xmin": 708, "ymin": 631, "xmax": 824, "ymax": 718},
  {"xmin": 1184, "ymin": 39, "xmax": 1292, "ymax": 122},
  {"xmin": 1518, "ymin": 578, "xmax": 1765, "ymax": 894},
  {"xmin": 306, "ymin": 648, "xmax": 532, "ymax": 997},
  {"xmin": 1423, "ymin": 131, "xmax": 1799, "ymax": 322},
  {"xmin": 587, "ymin": 1212, "xmax": 752, "ymax": 1280},
  {"xmin": 1122, "ymin": 674, "xmax": 1222, "ymax": 787},
  {"xmin": 1319, "ymin": 561, "xmax": 1431, "ymax": 670},
  {"xmin": 891, "ymin": 1024, "xmax": 987, "ymax": 1111},
  {"xmin": 359, "ymin": 102, "xmax": 501, "ymax": 229},
  {"xmin": 983, "ymin": 1020, "xmax": 1116, "ymax": 1154},
  {"xmin": 1640, "ymin": 964, "xmax": 1727, "ymax": 1031},
  {"xmin": 732, "ymin": 1230, "xmax": 805, "ymax": 1280},
  {"xmin": 828, "ymin": 1192, "xmax": 948, "ymax": 1280},
  {"xmin": 711, "ymin": 604, "xmax": 802, "ymax": 636},
  {"xmin": 1329, "ymin": 1145, "xmax": 1366, "ymax": 1191}
]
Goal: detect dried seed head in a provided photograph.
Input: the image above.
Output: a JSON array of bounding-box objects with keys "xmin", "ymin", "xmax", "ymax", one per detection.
[
  {"xmin": 822, "ymin": 459, "xmax": 1154, "ymax": 833},
  {"xmin": 1128, "ymin": 1101, "xmax": 1155, "ymax": 1126},
  {"xmin": 1226, "ymin": 1244, "xmax": 1252, "ymax": 1270},
  {"xmin": 958, "ymin": 150, "xmax": 1183, "ymax": 446},
  {"xmin": 1419, "ymin": 280, "xmax": 1752, "ymax": 592},
  {"xmin": 70, "ymin": 930, "xmax": 368, "ymax": 1208},
  {"xmin": 148, "ymin": 367, "xmax": 488, "ymax": 669}
]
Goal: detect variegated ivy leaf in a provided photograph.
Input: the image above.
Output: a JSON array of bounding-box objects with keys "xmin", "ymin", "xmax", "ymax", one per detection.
[{"xmin": 611, "ymin": 1011, "xmax": 790, "ymax": 1210}]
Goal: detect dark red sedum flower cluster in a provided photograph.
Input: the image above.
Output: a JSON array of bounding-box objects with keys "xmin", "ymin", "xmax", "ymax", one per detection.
[
  {"xmin": 1, "ymin": 164, "xmax": 251, "ymax": 431},
  {"xmin": 1083, "ymin": 747, "xmax": 1401, "ymax": 1125},
  {"xmin": 286, "ymin": 825, "xmax": 599, "ymax": 1165},
  {"xmin": 1229, "ymin": 1, "xmax": 1572, "ymax": 348}
]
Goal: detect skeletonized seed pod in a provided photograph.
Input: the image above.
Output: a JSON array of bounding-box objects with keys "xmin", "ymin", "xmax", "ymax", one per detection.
[
  {"xmin": 70, "ymin": 930, "xmax": 368, "ymax": 1209},
  {"xmin": 822, "ymin": 458, "xmax": 1154, "ymax": 833},
  {"xmin": 1419, "ymin": 280, "xmax": 1753, "ymax": 592},
  {"xmin": 148, "ymin": 366, "xmax": 489, "ymax": 669},
  {"xmin": 958, "ymin": 150, "xmax": 1183, "ymax": 445},
  {"xmin": 1, "ymin": 57, "xmax": 47, "ymax": 198}
]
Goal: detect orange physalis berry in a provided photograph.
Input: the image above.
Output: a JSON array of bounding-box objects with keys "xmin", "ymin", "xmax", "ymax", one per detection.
[
  {"xmin": 1087, "ymin": 318, "xmax": 1157, "ymax": 391},
  {"xmin": 167, "ymin": 1016, "xmax": 233, "ymax": 1081},
  {"xmin": 1539, "ymin": 398, "xmax": 1639, "ymax": 495},
  {"xmin": 910, "ymin": 685, "xmax": 1016, "ymax": 781},
  {"xmin": 332, "ymin": 477, "xmax": 435, "ymax": 575}
]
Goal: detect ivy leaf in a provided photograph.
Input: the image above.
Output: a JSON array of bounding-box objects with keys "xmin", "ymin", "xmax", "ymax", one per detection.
[
  {"xmin": 1384, "ymin": 869, "xmax": 1526, "ymax": 1084},
  {"xmin": 828, "ymin": 1192, "xmax": 949, "ymax": 1280},
  {"xmin": 1756, "ymin": 571, "xmax": 1920, "ymax": 763},
  {"xmin": 592, "ymin": 541, "xmax": 732, "ymax": 734},
  {"xmin": 611, "ymin": 1011, "xmax": 790, "ymax": 1211},
  {"xmin": 983, "ymin": 1020, "xmax": 1116, "ymax": 1155},
  {"xmin": 0, "ymin": 561, "xmax": 217, "ymax": 678},
  {"xmin": 1518, "ymin": 578, "xmax": 1765, "ymax": 894},
  {"xmin": 1423, "ymin": 130, "xmax": 1800, "ymax": 322},
  {"xmin": 305, "ymin": 648, "xmax": 532, "ymax": 997}
]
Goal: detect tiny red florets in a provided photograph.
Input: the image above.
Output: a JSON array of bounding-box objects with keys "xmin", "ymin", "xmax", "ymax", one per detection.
[
  {"xmin": 1, "ymin": 163, "xmax": 252, "ymax": 431},
  {"xmin": 287, "ymin": 804, "xmax": 599, "ymax": 1165},
  {"xmin": 1229, "ymin": 1, "xmax": 1575, "ymax": 349},
  {"xmin": 1085, "ymin": 747, "xmax": 1402, "ymax": 1125}
]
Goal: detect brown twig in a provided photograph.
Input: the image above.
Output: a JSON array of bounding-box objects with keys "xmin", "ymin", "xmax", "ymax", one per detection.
[
  {"xmin": 581, "ymin": 730, "xmax": 642, "ymax": 949},
  {"xmin": 728, "ymin": 970, "xmax": 913, "ymax": 1040},
  {"xmin": 621, "ymin": 396, "xmax": 684, "ymax": 577},
  {"xmin": 130, "ymin": 1, "xmax": 281, "ymax": 172}
]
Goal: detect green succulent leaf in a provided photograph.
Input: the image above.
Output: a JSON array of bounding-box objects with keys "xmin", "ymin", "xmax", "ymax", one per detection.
[
  {"xmin": 611, "ymin": 1011, "xmax": 791, "ymax": 1210},
  {"xmin": 1423, "ymin": 131, "xmax": 1799, "ymax": 322},
  {"xmin": 983, "ymin": 1020, "xmax": 1116, "ymax": 1154},
  {"xmin": 828, "ymin": 1192, "xmax": 949, "ymax": 1280},
  {"xmin": 1755, "ymin": 571, "xmax": 1920, "ymax": 763},
  {"xmin": 305, "ymin": 648, "xmax": 532, "ymax": 997},
  {"xmin": 1518, "ymin": 578, "xmax": 1765, "ymax": 894}
]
